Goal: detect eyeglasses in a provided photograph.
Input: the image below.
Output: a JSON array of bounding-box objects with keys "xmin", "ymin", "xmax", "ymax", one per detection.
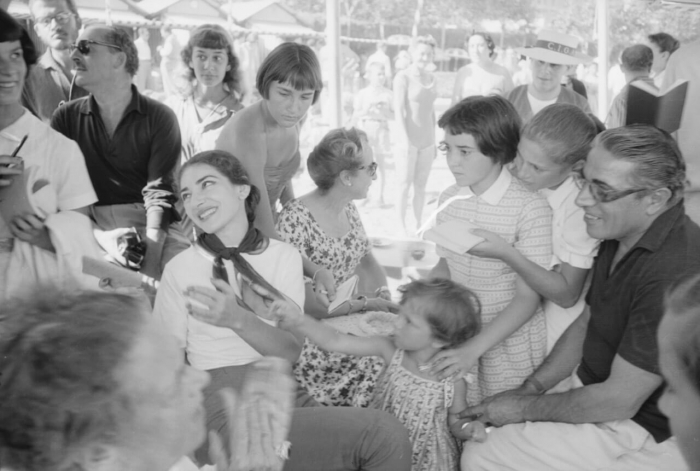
[
  {"xmin": 69, "ymin": 39, "xmax": 123, "ymax": 55},
  {"xmin": 36, "ymin": 12, "xmax": 73, "ymax": 27},
  {"xmin": 358, "ymin": 162, "xmax": 378, "ymax": 177},
  {"xmin": 573, "ymin": 170, "xmax": 653, "ymax": 203}
]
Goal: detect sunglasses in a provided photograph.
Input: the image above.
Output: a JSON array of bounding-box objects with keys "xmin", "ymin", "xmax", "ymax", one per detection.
[
  {"xmin": 573, "ymin": 170, "xmax": 653, "ymax": 203},
  {"xmin": 359, "ymin": 162, "xmax": 378, "ymax": 177},
  {"xmin": 70, "ymin": 39, "xmax": 123, "ymax": 55}
]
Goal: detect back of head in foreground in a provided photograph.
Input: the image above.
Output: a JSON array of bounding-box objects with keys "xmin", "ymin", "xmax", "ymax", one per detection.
[
  {"xmin": 0, "ymin": 290, "xmax": 197, "ymax": 471},
  {"xmin": 660, "ymin": 273, "xmax": 700, "ymax": 471}
]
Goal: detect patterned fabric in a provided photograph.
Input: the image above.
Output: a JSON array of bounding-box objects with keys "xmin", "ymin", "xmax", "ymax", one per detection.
[
  {"xmin": 277, "ymin": 199, "xmax": 380, "ymax": 406},
  {"xmin": 277, "ymin": 199, "xmax": 371, "ymax": 285},
  {"xmin": 372, "ymin": 349, "xmax": 460, "ymax": 471},
  {"xmin": 436, "ymin": 175, "xmax": 552, "ymax": 405}
]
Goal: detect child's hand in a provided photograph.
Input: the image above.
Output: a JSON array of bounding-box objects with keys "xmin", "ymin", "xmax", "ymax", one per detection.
[
  {"xmin": 467, "ymin": 229, "xmax": 513, "ymax": 260},
  {"xmin": 269, "ymin": 299, "xmax": 304, "ymax": 330},
  {"xmin": 429, "ymin": 341, "xmax": 481, "ymax": 381},
  {"xmin": 450, "ymin": 419, "xmax": 488, "ymax": 443}
]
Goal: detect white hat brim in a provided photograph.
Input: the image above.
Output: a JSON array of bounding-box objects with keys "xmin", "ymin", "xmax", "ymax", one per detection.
[{"xmin": 515, "ymin": 46, "xmax": 592, "ymax": 65}]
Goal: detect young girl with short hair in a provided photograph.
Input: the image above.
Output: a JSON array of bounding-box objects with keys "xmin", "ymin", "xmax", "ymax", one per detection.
[
  {"xmin": 429, "ymin": 95, "xmax": 553, "ymax": 405},
  {"xmin": 271, "ymin": 278, "xmax": 487, "ymax": 471}
]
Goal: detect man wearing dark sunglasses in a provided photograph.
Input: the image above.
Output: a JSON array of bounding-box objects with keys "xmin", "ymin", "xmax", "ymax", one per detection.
[
  {"xmin": 51, "ymin": 25, "xmax": 187, "ymax": 281},
  {"xmin": 458, "ymin": 125, "xmax": 700, "ymax": 470},
  {"xmin": 21, "ymin": 0, "xmax": 88, "ymax": 122}
]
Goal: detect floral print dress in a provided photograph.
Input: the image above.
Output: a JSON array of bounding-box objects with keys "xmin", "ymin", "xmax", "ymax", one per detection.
[{"xmin": 276, "ymin": 199, "xmax": 385, "ymax": 407}]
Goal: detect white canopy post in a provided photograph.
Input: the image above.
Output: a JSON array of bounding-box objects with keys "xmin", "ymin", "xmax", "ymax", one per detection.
[
  {"xmin": 326, "ymin": 0, "xmax": 342, "ymax": 128},
  {"xmin": 597, "ymin": 0, "xmax": 609, "ymax": 120}
]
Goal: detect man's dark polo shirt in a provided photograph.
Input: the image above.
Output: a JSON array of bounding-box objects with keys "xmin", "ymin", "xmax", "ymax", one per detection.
[
  {"xmin": 580, "ymin": 201, "xmax": 700, "ymax": 443},
  {"xmin": 21, "ymin": 49, "xmax": 89, "ymax": 122},
  {"xmin": 51, "ymin": 85, "xmax": 181, "ymax": 229}
]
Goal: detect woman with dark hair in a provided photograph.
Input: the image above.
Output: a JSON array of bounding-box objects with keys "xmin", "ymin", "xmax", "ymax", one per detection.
[
  {"xmin": 451, "ymin": 32, "xmax": 513, "ymax": 104},
  {"xmin": 0, "ymin": 10, "xmax": 99, "ymax": 299},
  {"xmin": 154, "ymin": 149, "xmax": 412, "ymax": 470},
  {"xmin": 215, "ymin": 42, "xmax": 339, "ymax": 307},
  {"xmin": 277, "ymin": 127, "xmax": 397, "ymax": 407},
  {"xmin": 168, "ymin": 24, "xmax": 244, "ymax": 165}
]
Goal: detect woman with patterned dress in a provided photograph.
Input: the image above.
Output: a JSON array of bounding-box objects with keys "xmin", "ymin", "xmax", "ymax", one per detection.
[{"xmin": 276, "ymin": 128, "xmax": 397, "ymax": 407}]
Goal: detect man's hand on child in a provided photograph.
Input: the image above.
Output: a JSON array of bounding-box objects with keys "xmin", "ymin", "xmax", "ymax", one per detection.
[
  {"xmin": 459, "ymin": 394, "xmax": 530, "ymax": 427},
  {"xmin": 467, "ymin": 229, "xmax": 512, "ymax": 260}
]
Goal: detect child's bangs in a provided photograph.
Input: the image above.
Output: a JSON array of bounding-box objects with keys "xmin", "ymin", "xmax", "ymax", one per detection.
[{"xmin": 278, "ymin": 66, "xmax": 322, "ymax": 92}]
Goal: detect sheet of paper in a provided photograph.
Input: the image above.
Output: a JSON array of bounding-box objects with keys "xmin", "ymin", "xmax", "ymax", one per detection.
[
  {"xmin": 328, "ymin": 274, "xmax": 359, "ymax": 314},
  {"xmin": 423, "ymin": 219, "xmax": 484, "ymax": 254}
]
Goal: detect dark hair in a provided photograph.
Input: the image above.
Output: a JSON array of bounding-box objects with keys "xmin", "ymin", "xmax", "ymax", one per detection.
[
  {"xmin": 522, "ymin": 104, "xmax": 597, "ymax": 166},
  {"xmin": 399, "ymin": 278, "xmax": 481, "ymax": 349},
  {"xmin": 307, "ymin": 127, "xmax": 368, "ymax": 191},
  {"xmin": 664, "ymin": 273, "xmax": 700, "ymax": 394},
  {"xmin": 648, "ymin": 32, "xmax": 680, "ymax": 55},
  {"xmin": 595, "ymin": 124, "xmax": 686, "ymax": 205},
  {"xmin": 466, "ymin": 32, "xmax": 496, "ymax": 58},
  {"xmin": 411, "ymin": 34, "xmax": 437, "ymax": 51},
  {"xmin": 29, "ymin": 0, "xmax": 81, "ymax": 26},
  {"xmin": 100, "ymin": 26, "xmax": 139, "ymax": 76},
  {"xmin": 0, "ymin": 290, "xmax": 147, "ymax": 471},
  {"xmin": 0, "ymin": 9, "xmax": 38, "ymax": 69},
  {"xmin": 256, "ymin": 42, "xmax": 323, "ymax": 105},
  {"xmin": 438, "ymin": 95, "xmax": 522, "ymax": 165},
  {"xmin": 620, "ymin": 44, "xmax": 654, "ymax": 73},
  {"xmin": 179, "ymin": 150, "xmax": 261, "ymax": 225},
  {"xmin": 180, "ymin": 24, "xmax": 242, "ymax": 98}
]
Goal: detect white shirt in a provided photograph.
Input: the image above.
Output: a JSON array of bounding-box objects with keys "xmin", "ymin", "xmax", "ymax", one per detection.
[
  {"xmin": 540, "ymin": 176, "xmax": 600, "ymax": 351},
  {"xmin": 527, "ymin": 92, "xmax": 556, "ymax": 117},
  {"xmin": 0, "ymin": 109, "xmax": 97, "ymax": 237},
  {"xmin": 135, "ymin": 37, "xmax": 152, "ymax": 61},
  {"xmin": 153, "ymin": 239, "xmax": 304, "ymax": 371}
]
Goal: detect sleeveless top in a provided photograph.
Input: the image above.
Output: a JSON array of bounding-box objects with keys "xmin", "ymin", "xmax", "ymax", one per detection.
[
  {"xmin": 264, "ymin": 149, "xmax": 300, "ymax": 219},
  {"xmin": 371, "ymin": 349, "xmax": 460, "ymax": 471}
]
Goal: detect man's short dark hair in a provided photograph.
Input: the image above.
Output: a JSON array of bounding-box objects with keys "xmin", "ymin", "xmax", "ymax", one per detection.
[
  {"xmin": 620, "ymin": 44, "xmax": 654, "ymax": 73},
  {"xmin": 648, "ymin": 32, "xmax": 680, "ymax": 55},
  {"xmin": 437, "ymin": 95, "xmax": 521, "ymax": 165},
  {"xmin": 595, "ymin": 124, "xmax": 686, "ymax": 206},
  {"xmin": 29, "ymin": 0, "xmax": 80, "ymax": 21},
  {"xmin": 102, "ymin": 26, "xmax": 139, "ymax": 77}
]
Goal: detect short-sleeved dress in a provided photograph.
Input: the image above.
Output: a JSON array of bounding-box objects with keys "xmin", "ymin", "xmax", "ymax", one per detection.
[
  {"xmin": 436, "ymin": 168, "xmax": 552, "ymax": 405},
  {"xmin": 372, "ymin": 349, "xmax": 460, "ymax": 471},
  {"xmin": 277, "ymin": 199, "xmax": 384, "ymax": 407}
]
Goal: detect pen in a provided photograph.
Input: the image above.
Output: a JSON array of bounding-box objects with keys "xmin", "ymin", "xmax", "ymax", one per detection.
[{"xmin": 10, "ymin": 135, "xmax": 28, "ymax": 157}]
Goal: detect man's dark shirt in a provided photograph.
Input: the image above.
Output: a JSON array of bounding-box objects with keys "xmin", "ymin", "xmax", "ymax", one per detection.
[
  {"xmin": 51, "ymin": 85, "xmax": 181, "ymax": 229},
  {"xmin": 21, "ymin": 49, "xmax": 89, "ymax": 122},
  {"xmin": 581, "ymin": 201, "xmax": 700, "ymax": 442}
]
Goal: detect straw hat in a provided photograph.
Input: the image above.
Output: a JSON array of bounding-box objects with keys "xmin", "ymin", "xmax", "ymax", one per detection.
[{"xmin": 516, "ymin": 30, "xmax": 592, "ymax": 66}]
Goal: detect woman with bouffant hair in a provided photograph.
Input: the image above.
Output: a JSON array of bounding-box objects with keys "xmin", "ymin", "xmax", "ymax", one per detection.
[{"xmin": 277, "ymin": 127, "xmax": 397, "ymax": 407}]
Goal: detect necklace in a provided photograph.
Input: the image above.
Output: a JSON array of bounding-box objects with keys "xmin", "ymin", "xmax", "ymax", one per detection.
[{"xmin": 194, "ymin": 94, "xmax": 229, "ymax": 122}]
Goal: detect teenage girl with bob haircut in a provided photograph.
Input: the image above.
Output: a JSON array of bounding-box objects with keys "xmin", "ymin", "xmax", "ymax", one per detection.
[{"xmin": 215, "ymin": 42, "xmax": 339, "ymax": 307}]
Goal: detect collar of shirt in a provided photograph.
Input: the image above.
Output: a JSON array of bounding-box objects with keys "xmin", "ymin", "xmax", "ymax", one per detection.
[
  {"xmin": 540, "ymin": 175, "xmax": 578, "ymax": 211},
  {"xmin": 38, "ymin": 49, "xmax": 62, "ymax": 71},
  {"xmin": 628, "ymin": 201, "xmax": 685, "ymax": 253},
  {"xmin": 79, "ymin": 84, "xmax": 146, "ymax": 117},
  {"xmin": 0, "ymin": 109, "xmax": 33, "ymax": 143},
  {"xmin": 458, "ymin": 166, "xmax": 512, "ymax": 206}
]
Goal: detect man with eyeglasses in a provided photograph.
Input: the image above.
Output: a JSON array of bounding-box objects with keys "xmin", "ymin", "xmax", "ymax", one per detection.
[
  {"xmin": 456, "ymin": 125, "xmax": 700, "ymax": 470},
  {"xmin": 507, "ymin": 30, "xmax": 591, "ymax": 123},
  {"xmin": 51, "ymin": 25, "xmax": 188, "ymax": 281},
  {"xmin": 22, "ymin": 0, "xmax": 88, "ymax": 122}
]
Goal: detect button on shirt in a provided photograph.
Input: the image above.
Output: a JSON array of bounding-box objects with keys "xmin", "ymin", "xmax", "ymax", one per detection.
[
  {"xmin": 581, "ymin": 202, "xmax": 700, "ymax": 442},
  {"xmin": 21, "ymin": 49, "xmax": 89, "ymax": 123},
  {"xmin": 51, "ymin": 86, "xmax": 181, "ymax": 230}
]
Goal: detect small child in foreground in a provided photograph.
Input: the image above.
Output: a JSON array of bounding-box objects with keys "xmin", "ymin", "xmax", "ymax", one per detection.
[{"xmin": 271, "ymin": 278, "xmax": 488, "ymax": 471}]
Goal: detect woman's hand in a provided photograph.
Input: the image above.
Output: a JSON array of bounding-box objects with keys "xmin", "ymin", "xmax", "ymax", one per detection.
[
  {"xmin": 429, "ymin": 341, "xmax": 481, "ymax": 381},
  {"xmin": 184, "ymin": 278, "xmax": 251, "ymax": 330},
  {"xmin": 313, "ymin": 268, "xmax": 337, "ymax": 307},
  {"xmin": 0, "ymin": 155, "xmax": 23, "ymax": 187},
  {"xmin": 467, "ymin": 229, "xmax": 513, "ymax": 260},
  {"xmin": 10, "ymin": 213, "xmax": 54, "ymax": 252},
  {"xmin": 367, "ymin": 297, "xmax": 400, "ymax": 313},
  {"xmin": 208, "ymin": 357, "xmax": 296, "ymax": 471}
]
